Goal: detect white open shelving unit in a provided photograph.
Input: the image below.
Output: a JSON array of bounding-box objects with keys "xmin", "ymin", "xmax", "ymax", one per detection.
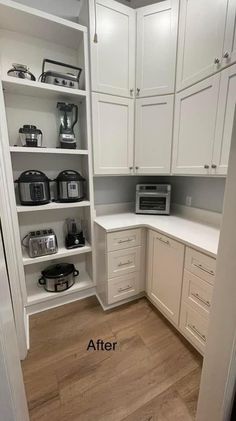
[{"xmin": 0, "ymin": 0, "xmax": 96, "ymax": 319}]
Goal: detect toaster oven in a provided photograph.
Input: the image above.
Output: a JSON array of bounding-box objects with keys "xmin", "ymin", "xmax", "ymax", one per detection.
[{"xmin": 135, "ymin": 184, "xmax": 171, "ymax": 215}]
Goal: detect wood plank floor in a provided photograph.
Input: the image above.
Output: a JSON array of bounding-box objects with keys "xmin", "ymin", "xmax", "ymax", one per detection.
[{"xmin": 22, "ymin": 297, "xmax": 202, "ymax": 421}]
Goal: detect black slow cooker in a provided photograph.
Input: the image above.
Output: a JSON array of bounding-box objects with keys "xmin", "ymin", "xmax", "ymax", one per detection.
[
  {"xmin": 56, "ymin": 170, "xmax": 85, "ymax": 202},
  {"xmin": 38, "ymin": 263, "xmax": 79, "ymax": 292}
]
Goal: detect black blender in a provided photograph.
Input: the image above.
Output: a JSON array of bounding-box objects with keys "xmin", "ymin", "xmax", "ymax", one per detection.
[{"xmin": 57, "ymin": 102, "xmax": 78, "ymax": 149}]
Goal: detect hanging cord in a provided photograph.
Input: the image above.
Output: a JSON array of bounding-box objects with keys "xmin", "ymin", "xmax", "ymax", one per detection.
[{"xmin": 94, "ymin": 0, "xmax": 98, "ymax": 43}]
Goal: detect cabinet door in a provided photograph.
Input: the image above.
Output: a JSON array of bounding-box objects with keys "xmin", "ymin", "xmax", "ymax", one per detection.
[
  {"xmin": 92, "ymin": 93, "xmax": 134, "ymax": 175},
  {"xmin": 172, "ymin": 75, "xmax": 220, "ymax": 175},
  {"xmin": 89, "ymin": 0, "xmax": 135, "ymax": 97},
  {"xmin": 136, "ymin": 0, "xmax": 178, "ymax": 96},
  {"xmin": 223, "ymin": 0, "xmax": 236, "ymax": 66},
  {"xmin": 147, "ymin": 230, "xmax": 185, "ymax": 326},
  {"xmin": 135, "ymin": 95, "xmax": 174, "ymax": 174},
  {"xmin": 176, "ymin": 0, "xmax": 228, "ymax": 91},
  {"xmin": 213, "ymin": 64, "xmax": 236, "ymax": 175}
]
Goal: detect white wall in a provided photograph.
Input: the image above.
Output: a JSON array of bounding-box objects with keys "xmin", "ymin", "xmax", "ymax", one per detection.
[
  {"xmin": 13, "ymin": 0, "xmax": 81, "ymax": 21},
  {"xmin": 94, "ymin": 176, "xmax": 226, "ymax": 213}
]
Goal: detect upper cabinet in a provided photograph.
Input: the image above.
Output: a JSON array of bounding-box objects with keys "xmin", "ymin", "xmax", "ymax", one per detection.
[
  {"xmin": 213, "ymin": 64, "xmax": 236, "ymax": 175},
  {"xmin": 89, "ymin": 0, "xmax": 135, "ymax": 97},
  {"xmin": 172, "ymin": 75, "xmax": 220, "ymax": 175},
  {"xmin": 176, "ymin": 0, "xmax": 228, "ymax": 91},
  {"xmin": 136, "ymin": 0, "xmax": 179, "ymax": 97},
  {"xmin": 223, "ymin": 0, "xmax": 236, "ymax": 66},
  {"xmin": 92, "ymin": 93, "xmax": 134, "ymax": 175},
  {"xmin": 135, "ymin": 95, "xmax": 174, "ymax": 174}
]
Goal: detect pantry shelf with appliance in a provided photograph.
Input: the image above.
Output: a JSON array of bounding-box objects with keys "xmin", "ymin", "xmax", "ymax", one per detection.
[{"xmin": 0, "ymin": 0, "xmax": 95, "ymax": 337}]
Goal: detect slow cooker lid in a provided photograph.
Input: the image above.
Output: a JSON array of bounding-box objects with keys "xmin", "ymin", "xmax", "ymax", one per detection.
[
  {"xmin": 42, "ymin": 263, "xmax": 75, "ymax": 279},
  {"xmin": 56, "ymin": 170, "xmax": 85, "ymax": 182},
  {"xmin": 17, "ymin": 170, "xmax": 49, "ymax": 183}
]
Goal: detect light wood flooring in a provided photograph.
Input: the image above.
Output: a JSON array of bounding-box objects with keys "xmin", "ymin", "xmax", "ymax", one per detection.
[{"xmin": 22, "ymin": 297, "xmax": 202, "ymax": 421}]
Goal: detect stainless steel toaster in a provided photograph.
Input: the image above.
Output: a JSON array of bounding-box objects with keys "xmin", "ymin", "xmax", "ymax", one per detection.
[{"xmin": 27, "ymin": 229, "xmax": 58, "ymax": 258}]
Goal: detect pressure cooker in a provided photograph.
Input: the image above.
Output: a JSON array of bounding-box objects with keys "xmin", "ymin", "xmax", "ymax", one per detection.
[
  {"xmin": 38, "ymin": 263, "xmax": 79, "ymax": 292},
  {"xmin": 15, "ymin": 170, "xmax": 51, "ymax": 205},
  {"xmin": 56, "ymin": 170, "xmax": 85, "ymax": 202}
]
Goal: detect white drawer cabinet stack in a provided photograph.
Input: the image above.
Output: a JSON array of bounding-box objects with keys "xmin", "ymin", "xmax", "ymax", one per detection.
[
  {"xmin": 179, "ymin": 248, "xmax": 216, "ymax": 354},
  {"xmin": 95, "ymin": 226, "xmax": 146, "ymax": 307}
]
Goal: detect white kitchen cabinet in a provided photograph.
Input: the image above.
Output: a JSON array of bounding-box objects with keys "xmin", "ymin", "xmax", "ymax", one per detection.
[
  {"xmin": 172, "ymin": 75, "xmax": 220, "ymax": 175},
  {"xmin": 89, "ymin": 0, "xmax": 135, "ymax": 97},
  {"xmin": 213, "ymin": 64, "xmax": 236, "ymax": 175},
  {"xmin": 147, "ymin": 230, "xmax": 185, "ymax": 326},
  {"xmin": 135, "ymin": 95, "xmax": 174, "ymax": 174},
  {"xmin": 176, "ymin": 0, "xmax": 228, "ymax": 91},
  {"xmin": 223, "ymin": 0, "xmax": 236, "ymax": 67},
  {"xmin": 92, "ymin": 93, "xmax": 134, "ymax": 175},
  {"xmin": 136, "ymin": 0, "xmax": 178, "ymax": 97}
]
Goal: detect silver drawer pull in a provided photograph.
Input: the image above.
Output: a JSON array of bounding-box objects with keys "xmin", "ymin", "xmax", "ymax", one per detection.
[
  {"xmin": 188, "ymin": 324, "xmax": 206, "ymax": 342},
  {"xmin": 159, "ymin": 237, "xmax": 170, "ymax": 245},
  {"xmin": 118, "ymin": 285, "xmax": 132, "ymax": 293},
  {"xmin": 118, "ymin": 260, "xmax": 132, "ymax": 267},
  {"xmin": 117, "ymin": 238, "xmax": 133, "ymax": 244},
  {"xmin": 192, "ymin": 292, "xmax": 211, "ymax": 307},
  {"xmin": 193, "ymin": 263, "xmax": 215, "ymax": 276}
]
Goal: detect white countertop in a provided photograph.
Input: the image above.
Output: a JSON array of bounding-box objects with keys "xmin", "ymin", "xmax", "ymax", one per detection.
[{"xmin": 95, "ymin": 213, "xmax": 220, "ymax": 257}]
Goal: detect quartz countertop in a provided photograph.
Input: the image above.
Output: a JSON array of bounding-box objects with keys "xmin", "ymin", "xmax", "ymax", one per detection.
[{"xmin": 95, "ymin": 213, "xmax": 220, "ymax": 257}]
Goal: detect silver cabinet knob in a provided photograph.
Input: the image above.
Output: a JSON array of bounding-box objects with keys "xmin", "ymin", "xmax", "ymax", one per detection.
[
  {"xmin": 223, "ymin": 51, "xmax": 230, "ymax": 59},
  {"xmin": 136, "ymin": 88, "xmax": 140, "ymax": 96},
  {"xmin": 130, "ymin": 88, "xmax": 134, "ymax": 96},
  {"xmin": 129, "ymin": 166, "xmax": 133, "ymax": 170},
  {"xmin": 211, "ymin": 164, "xmax": 217, "ymax": 169},
  {"xmin": 135, "ymin": 166, "xmax": 139, "ymax": 170},
  {"xmin": 214, "ymin": 58, "xmax": 220, "ymax": 64},
  {"xmin": 204, "ymin": 164, "xmax": 209, "ymax": 169}
]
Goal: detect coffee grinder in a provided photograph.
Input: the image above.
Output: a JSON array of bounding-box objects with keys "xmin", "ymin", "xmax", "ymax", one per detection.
[
  {"xmin": 65, "ymin": 218, "xmax": 85, "ymax": 249},
  {"xmin": 57, "ymin": 102, "xmax": 78, "ymax": 149}
]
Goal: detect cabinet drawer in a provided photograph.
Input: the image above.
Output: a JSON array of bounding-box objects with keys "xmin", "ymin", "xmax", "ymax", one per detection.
[
  {"xmin": 180, "ymin": 303, "xmax": 209, "ymax": 354},
  {"xmin": 182, "ymin": 270, "xmax": 213, "ymax": 317},
  {"xmin": 107, "ymin": 229, "xmax": 141, "ymax": 252},
  {"xmin": 185, "ymin": 247, "xmax": 216, "ymax": 285},
  {"xmin": 108, "ymin": 246, "xmax": 141, "ymax": 279},
  {"xmin": 108, "ymin": 273, "xmax": 139, "ymax": 304}
]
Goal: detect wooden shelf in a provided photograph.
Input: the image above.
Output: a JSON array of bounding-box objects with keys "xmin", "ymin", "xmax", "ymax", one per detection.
[
  {"xmin": 10, "ymin": 146, "xmax": 88, "ymax": 155},
  {"xmin": 22, "ymin": 242, "xmax": 92, "ymax": 266},
  {"xmin": 17, "ymin": 201, "xmax": 91, "ymax": 213},
  {"xmin": 0, "ymin": 0, "xmax": 87, "ymax": 48},
  {"xmin": 26, "ymin": 269, "xmax": 94, "ymax": 306},
  {"xmin": 2, "ymin": 77, "xmax": 87, "ymax": 100}
]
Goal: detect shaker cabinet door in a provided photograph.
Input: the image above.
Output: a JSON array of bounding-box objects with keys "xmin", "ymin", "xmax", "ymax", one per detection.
[
  {"xmin": 136, "ymin": 0, "xmax": 179, "ymax": 96},
  {"xmin": 176, "ymin": 0, "xmax": 228, "ymax": 91},
  {"xmin": 90, "ymin": 0, "xmax": 135, "ymax": 97},
  {"xmin": 135, "ymin": 95, "xmax": 174, "ymax": 174},
  {"xmin": 92, "ymin": 93, "xmax": 134, "ymax": 175},
  {"xmin": 172, "ymin": 75, "xmax": 220, "ymax": 175},
  {"xmin": 147, "ymin": 230, "xmax": 185, "ymax": 326},
  {"xmin": 223, "ymin": 0, "xmax": 236, "ymax": 67},
  {"xmin": 213, "ymin": 64, "xmax": 236, "ymax": 175}
]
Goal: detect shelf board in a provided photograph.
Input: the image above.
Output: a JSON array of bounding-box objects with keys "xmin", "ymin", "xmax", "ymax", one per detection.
[
  {"xmin": 0, "ymin": 0, "xmax": 87, "ymax": 48},
  {"xmin": 17, "ymin": 201, "xmax": 91, "ymax": 213},
  {"xmin": 22, "ymin": 242, "xmax": 92, "ymax": 266},
  {"xmin": 2, "ymin": 77, "xmax": 87, "ymax": 100},
  {"xmin": 10, "ymin": 146, "xmax": 88, "ymax": 155},
  {"xmin": 26, "ymin": 269, "xmax": 94, "ymax": 306}
]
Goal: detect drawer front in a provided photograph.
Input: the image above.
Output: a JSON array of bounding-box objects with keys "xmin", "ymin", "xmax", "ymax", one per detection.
[
  {"xmin": 107, "ymin": 229, "xmax": 141, "ymax": 252},
  {"xmin": 108, "ymin": 246, "xmax": 141, "ymax": 279},
  {"xmin": 182, "ymin": 270, "xmax": 213, "ymax": 317},
  {"xmin": 185, "ymin": 247, "xmax": 216, "ymax": 285},
  {"xmin": 180, "ymin": 303, "xmax": 209, "ymax": 354},
  {"xmin": 108, "ymin": 273, "xmax": 139, "ymax": 304}
]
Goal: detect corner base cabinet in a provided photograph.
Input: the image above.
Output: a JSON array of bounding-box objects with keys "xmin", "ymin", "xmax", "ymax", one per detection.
[{"xmin": 146, "ymin": 230, "xmax": 184, "ymax": 326}]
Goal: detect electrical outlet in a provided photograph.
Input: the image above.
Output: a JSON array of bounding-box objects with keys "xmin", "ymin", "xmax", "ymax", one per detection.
[{"xmin": 186, "ymin": 196, "xmax": 192, "ymax": 206}]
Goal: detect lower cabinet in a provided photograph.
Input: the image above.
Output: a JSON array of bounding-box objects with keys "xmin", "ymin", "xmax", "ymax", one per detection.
[{"xmin": 146, "ymin": 230, "xmax": 185, "ymax": 326}]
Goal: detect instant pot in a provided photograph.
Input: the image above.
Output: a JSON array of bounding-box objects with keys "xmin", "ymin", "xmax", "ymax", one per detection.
[
  {"xmin": 56, "ymin": 170, "xmax": 85, "ymax": 202},
  {"xmin": 15, "ymin": 170, "xmax": 51, "ymax": 205}
]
